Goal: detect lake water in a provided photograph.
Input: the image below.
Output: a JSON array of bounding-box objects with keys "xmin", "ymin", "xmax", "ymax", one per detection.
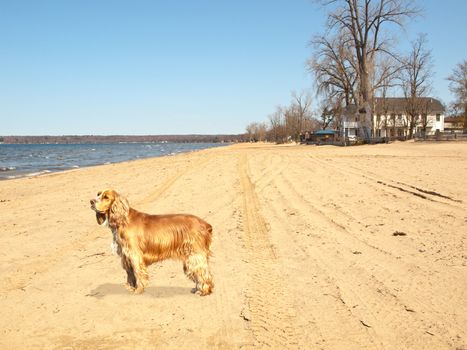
[{"xmin": 0, "ymin": 142, "xmax": 225, "ymax": 180}]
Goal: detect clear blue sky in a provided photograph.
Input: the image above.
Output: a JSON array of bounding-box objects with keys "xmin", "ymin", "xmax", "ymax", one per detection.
[{"xmin": 1, "ymin": 0, "xmax": 466, "ymax": 135}]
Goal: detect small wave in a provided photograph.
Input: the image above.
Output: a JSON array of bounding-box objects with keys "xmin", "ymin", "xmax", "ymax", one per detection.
[
  {"xmin": 27, "ymin": 170, "xmax": 52, "ymax": 177},
  {"xmin": 0, "ymin": 166, "xmax": 16, "ymax": 172}
]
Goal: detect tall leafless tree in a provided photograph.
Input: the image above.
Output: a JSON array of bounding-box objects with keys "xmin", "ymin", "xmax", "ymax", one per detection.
[
  {"xmin": 316, "ymin": 0, "xmax": 419, "ymax": 140},
  {"xmin": 319, "ymin": 106, "xmax": 336, "ymax": 129},
  {"xmin": 245, "ymin": 122, "xmax": 267, "ymax": 142},
  {"xmin": 315, "ymin": 95, "xmax": 344, "ymax": 130},
  {"xmin": 374, "ymin": 85, "xmax": 390, "ymax": 137},
  {"xmin": 245, "ymin": 123, "xmax": 256, "ymax": 142},
  {"xmin": 268, "ymin": 106, "xmax": 286, "ymax": 143},
  {"xmin": 289, "ymin": 91, "xmax": 313, "ymax": 141},
  {"xmin": 400, "ymin": 33, "xmax": 434, "ymax": 139},
  {"xmin": 372, "ymin": 55, "xmax": 403, "ymax": 95},
  {"xmin": 418, "ymin": 103, "xmax": 433, "ymax": 137},
  {"xmin": 308, "ymin": 31, "xmax": 357, "ymax": 107},
  {"xmin": 372, "ymin": 55, "xmax": 401, "ymax": 136},
  {"xmin": 447, "ymin": 60, "xmax": 467, "ymax": 133}
]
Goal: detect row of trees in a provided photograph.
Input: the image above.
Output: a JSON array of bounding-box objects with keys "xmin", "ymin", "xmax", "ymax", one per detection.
[
  {"xmin": 245, "ymin": 0, "xmax": 467, "ymax": 142},
  {"xmin": 245, "ymin": 91, "xmax": 320, "ymax": 143}
]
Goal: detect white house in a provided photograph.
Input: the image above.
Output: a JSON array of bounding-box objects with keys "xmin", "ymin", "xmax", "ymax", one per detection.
[
  {"xmin": 373, "ymin": 97, "xmax": 444, "ymax": 137},
  {"xmin": 342, "ymin": 97, "xmax": 445, "ymax": 139}
]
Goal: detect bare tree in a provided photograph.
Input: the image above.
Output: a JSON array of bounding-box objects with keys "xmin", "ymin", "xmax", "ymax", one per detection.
[
  {"xmin": 400, "ymin": 33, "xmax": 434, "ymax": 139},
  {"xmin": 390, "ymin": 113, "xmax": 397, "ymax": 137},
  {"xmin": 373, "ymin": 54, "xmax": 402, "ymax": 137},
  {"xmin": 308, "ymin": 31, "xmax": 357, "ymax": 107},
  {"xmin": 256, "ymin": 122, "xmax": 268, "ymax": 142},
  {"xmin": 372, "ymin": 56, "xmax": 403, "ymax": 94},
  {"xmin": 265, "ymin": 92, "xmax": 314, "ymax": 143},
  {"xmin": 245, "ymin": 123, "xmax": 256, "ymax": 142},
  {"xmin": 245, "ymin": 122, "xmax": 268, "ymax": 142},
  {"xmin": 283, "ymin": 107, "xmax": 296, "ymax": 142},
  {"xmin": 302, "ymin": 115, "xmax": 320, "ymax": 133},
  {"xmin": 268, "ymin": 106, "xmax": 286, "ymax": 143},
  {"xmin": 317, "ymin": 0, "xmax": 419, "ymax": 140},
  {"xmin": 315, "ymin": 96, "xmax": 344, "ymax": 130},
  {"xmin": 288, "ymin": 91, "xmax": 313, "ymax": 141},
  {"xmin": 418, "ymin": 104, "xmax": 431, "ymax": 137},
  {"xmin": 375, "ymin": 83, "xmax": 391, "ymax": 137},
  {"xmin": 447, "ymin": 60, "xmax": 467, "ymax": 133},
  {"xmin": 319, "ymin": 106, "xmax": 335, "ymax": 129}
]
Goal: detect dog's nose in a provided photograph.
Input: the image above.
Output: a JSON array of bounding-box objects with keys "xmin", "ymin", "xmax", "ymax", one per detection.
[{"xmin": 90, "ymin": 199, "xmax": 96, "ymax": 206}]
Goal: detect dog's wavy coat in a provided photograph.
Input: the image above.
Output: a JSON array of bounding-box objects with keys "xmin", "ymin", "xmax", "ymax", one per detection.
[{"xmin": 90, "ymin": 189, "xmax": 214, "ymax": 296}]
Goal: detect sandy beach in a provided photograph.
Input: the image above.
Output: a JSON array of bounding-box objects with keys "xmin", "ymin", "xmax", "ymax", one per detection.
[{"xmin": 1, "ymin": 141, "xmax": 466, "ymax": 349}]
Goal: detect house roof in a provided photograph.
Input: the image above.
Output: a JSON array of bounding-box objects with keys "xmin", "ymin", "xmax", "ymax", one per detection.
[
  {"xmin": 342, "ymin": 97, "xmax": 445, "ymax": 116},
  {"xmin": 373, "ymin": 97, "xmax": 444, "ymax": 114}
]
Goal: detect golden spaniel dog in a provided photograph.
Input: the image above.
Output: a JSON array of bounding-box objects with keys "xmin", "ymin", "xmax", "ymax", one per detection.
[{"xmin": 90, "ymin": 189, "xmax": 214, "ymax": 296}]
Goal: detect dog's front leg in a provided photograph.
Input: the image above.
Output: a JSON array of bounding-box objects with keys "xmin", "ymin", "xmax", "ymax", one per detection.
[
  {"xmin": 128, "ymin": 253, "xmax": 148, "ymax": 294},
  {"xmin": 121, "ymin": 256, "xmax": 137, "ymax": 292}
]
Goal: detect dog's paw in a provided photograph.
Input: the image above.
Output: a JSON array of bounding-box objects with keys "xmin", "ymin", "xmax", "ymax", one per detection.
[
  {"xmin": 191, "ymin": 287, "xmax": 211, "ymax": 296},
  {"xmin": 197, "ymin": 283, "xmax": 213, "ymax": 296},
  {"xmin": 133, "ymin": 287, "xmax": 145, "ymax": 295},
  {"xmin": 198, "ymin": 289, "xmax": 212, "ymax": 296},
  {"xmin": 124, "ymin": 283, "xmax": 136, "ymax": 293}
]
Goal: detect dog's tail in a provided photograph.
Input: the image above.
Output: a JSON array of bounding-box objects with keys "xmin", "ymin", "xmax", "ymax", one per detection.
[
  {"xmin": 200, "ymin": 221, "xmax": 213, "ymax": 257},
  {"xmin": 205, "ymin": 223, "xmax": 213, "ymax": 254}
]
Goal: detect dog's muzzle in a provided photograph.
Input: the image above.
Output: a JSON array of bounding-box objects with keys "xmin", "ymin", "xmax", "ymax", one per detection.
[{"xmin": 90, "ymin": 199, "xmax": 100, "ymax": 212}]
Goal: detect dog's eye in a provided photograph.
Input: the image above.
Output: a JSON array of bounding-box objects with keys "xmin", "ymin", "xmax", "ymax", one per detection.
[
  {"xmin": 103, "ymin": 195, "xmax": 108, "ymax": 200},
  {"xmin": 97, "ymin": 191, "xmax": 102, "ymax": 196}
]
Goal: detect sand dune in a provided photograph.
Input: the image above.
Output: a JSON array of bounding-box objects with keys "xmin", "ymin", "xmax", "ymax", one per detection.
[{"xmin": 1, "ymin": 142, "xmax": 466, "ymax": 349}]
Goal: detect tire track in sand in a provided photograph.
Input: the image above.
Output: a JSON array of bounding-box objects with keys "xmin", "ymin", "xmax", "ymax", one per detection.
[
  {"xmin": 276, "ymin": 157, "xmax": 465, "ymax": 348},
  {"xmin": 308, "ymin": 155, "xmax": 464, "ymax": 211},
  {"xmin": 238, "ymin": 154, "xmax": 306, "ymax": 348},
  {"xmin": 137, "ymin": 158, "xmax": 209, "ymax": 206}
]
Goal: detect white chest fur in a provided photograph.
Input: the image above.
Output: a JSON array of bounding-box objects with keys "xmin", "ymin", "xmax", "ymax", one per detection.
[{"xmin": 110, "ymin": 228, "xmax": 121, "ymax": 256}]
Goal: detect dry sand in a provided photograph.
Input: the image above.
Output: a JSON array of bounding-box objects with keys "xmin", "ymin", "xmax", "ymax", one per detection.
[{"xmin": 0, "ymin": 141, "xmax": 466, "ymax": 349}]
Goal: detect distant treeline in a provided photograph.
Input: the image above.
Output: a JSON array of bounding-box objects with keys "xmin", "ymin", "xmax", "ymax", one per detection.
[{"xmin": 0, "ymin": 134, "xmax": 246, "ymax": 144}]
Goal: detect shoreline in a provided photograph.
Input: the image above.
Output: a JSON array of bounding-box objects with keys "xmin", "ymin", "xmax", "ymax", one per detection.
[{"xmin": 0, "ymin": 142, "xmax": 229, "ymax": 181}]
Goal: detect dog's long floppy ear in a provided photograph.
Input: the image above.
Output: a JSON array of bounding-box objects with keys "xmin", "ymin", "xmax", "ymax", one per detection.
[
  {"xmin": 108, "ymin": 191, "xmax": 130, "ymax": 228},
  {"xmin": 95, "ymin": 212, "xmax": 107, "ymax": 225}
]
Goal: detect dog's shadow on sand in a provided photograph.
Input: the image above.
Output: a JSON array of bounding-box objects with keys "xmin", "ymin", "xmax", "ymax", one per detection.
[{"xmin": 88, "ymin": 283, "xmax": 190, "ymax": 299}]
